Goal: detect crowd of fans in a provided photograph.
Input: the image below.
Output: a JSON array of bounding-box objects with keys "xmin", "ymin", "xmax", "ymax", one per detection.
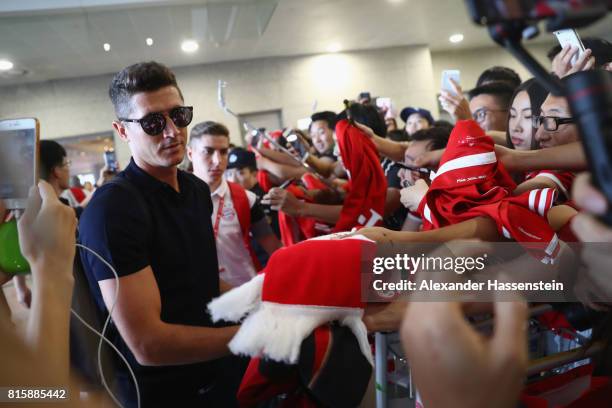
[{"xmin": 1, "ymin": 36, "xmax": 612, "ymax": 407}]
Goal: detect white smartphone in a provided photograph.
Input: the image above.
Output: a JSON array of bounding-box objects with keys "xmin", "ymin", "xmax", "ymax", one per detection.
[
  {"xmin": 376, "ymin": 97, "xmax": 392, "ymax": 110},
  {"xmin": 441, "ymin": 70, "xmax": 461, "ymax": 95},
  {"xmin": 0, "ymin": 118, "xmax": 40, "ymax": 209},
  {"xmin": 296, "ymin": 117, "xmax": 312, "ymax": 130},
  {"xmin": 554, "ymin": 29, "xmax": 585, "ymax": 66}
]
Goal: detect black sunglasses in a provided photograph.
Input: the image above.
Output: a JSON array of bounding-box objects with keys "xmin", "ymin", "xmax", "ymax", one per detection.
[{"xmin": 119, "ymin": 106, "xmax": 193, "ymax": 136}]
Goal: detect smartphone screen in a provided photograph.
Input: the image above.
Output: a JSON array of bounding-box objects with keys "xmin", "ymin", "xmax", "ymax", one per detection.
[
  {"xmin": 0, "ymin": 118, "xmax": 39, "ymax": 209},
  {"xmin": 104, "ymin": 149, "xmax": 118, "ymax": 172},
  {"xmin": 441, "ymin": 70, "xmax": 461, "ymax": 95}
]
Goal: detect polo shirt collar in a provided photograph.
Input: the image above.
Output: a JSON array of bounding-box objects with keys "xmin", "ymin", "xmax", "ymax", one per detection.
[
  {"xmin": 211, "ymin": 179, "xmax": 228, "ymax": 198},
  {"xmin": 124, "ymin": 158, "xmax": 187, "ymax": 194}
]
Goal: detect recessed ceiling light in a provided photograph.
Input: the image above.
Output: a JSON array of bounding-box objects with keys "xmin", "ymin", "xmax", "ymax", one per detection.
[
  {"xmin": 181, "ymin": 40, "xmax": 199, "ymax": 53},
  {"xmin": 0, "ymin": 59, "xmax": 14, "ymax": 71},
  {"xmin": 327, "ymin": 43, "xmax": 342, "ymax": 53},
  {"xmin": 449, "ymin": 34, "xmax": 464, "ymax": 43},
  {"xmin": 146, "ymin": 38, "xmax": 154, "ymax": 46},
  {"xmin": 103, "ymin": 43, "xmax": 111, "ymax": 52}
]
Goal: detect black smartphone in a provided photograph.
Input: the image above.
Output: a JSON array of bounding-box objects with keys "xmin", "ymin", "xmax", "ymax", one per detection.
[
  {"xmin": 285, "ymin": 133, "xmax": 308, "ymax": 158},
  {"xmin": 104, "ymin": 149, "xmax": 118, "ymax": 172}
]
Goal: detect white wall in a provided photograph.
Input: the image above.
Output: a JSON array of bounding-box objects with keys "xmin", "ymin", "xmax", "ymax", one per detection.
[
  {"xmin": 431, "ymin": 43, "xmax": 554, "ymax": 91},
  {"xmin": 0, "ymin": 45, "xmax": 438, "ymax": 166},
  {"xmin": 0, "ymin": 42, "xmax": 557, "ymax": 166}
]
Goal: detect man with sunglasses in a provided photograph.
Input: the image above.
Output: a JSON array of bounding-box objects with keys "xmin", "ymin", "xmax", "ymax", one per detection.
[{"xmin": 78, "ymin": 62, "xmax": 243, "ymax": 407}]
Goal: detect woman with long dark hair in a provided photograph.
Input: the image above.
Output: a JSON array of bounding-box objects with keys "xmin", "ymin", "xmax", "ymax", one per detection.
[{"xmin": 506, "ymin": 78, "xmax": 548, "ymax": 151}]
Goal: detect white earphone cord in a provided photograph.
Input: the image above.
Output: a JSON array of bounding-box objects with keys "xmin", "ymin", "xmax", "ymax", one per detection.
[{"xmin": 74, "ymin": 243, "xmax": 141, "ymax": 408}]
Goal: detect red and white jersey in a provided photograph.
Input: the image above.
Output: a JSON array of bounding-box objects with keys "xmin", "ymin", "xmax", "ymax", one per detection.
[
  {"xmin": 333, "ymin": 119, "xmax": 387, "ymax": 232},
  {"xmin": 525, "ymin": 170, "xmax": 575, "ymax": 200},
  {"xmin": 418, "ymin": 120, "xmax": 560, "ymax": 263}
]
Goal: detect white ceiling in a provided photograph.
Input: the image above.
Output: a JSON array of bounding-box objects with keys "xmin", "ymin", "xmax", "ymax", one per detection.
[{"xmin": 0, "ymin": 0, "xmax": 610, "ymax": 86}]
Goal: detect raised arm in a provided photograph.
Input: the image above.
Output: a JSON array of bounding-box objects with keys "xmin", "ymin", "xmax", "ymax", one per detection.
[
  {"xmin": 353, "ymin": 122, "xmax": 407, "ymax": 162},
  {"xmin": 17, "ymin": 181, "xmax": 77, "ymax": 385},
  {"xmin": 495, "ymin": 142, "xmax": 586, "ymax": 173}
]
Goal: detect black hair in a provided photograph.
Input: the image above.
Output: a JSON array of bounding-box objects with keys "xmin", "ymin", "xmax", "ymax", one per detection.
[
  {"xmin": 468, "ymin": 81, "xmax": 516, "ymax": 110},
  {"xmin": 338, "ymin": 102, "xmax": 387, "ymax": 137},
  {"xmin": 189, "ymin": 121, "xmax": 230, "ymax": 145},
  {"xmin": 39, "ymin": 140, "xmax": 67, "ymax": 181},
  {"xmin": 310, "ymin": 111, "xmax": 337, "ymax": 132},
  {"xmin": 109, "ymin": 61, "xmax": 184, "ymax": 118},
  {"xmin": 432, "ymin": 120, "xmax": 454, "ymax": 133},
  {"xmin": 505, "ymin": 78, "xmax": 549, "ymax": 150},
  {"xmin": 410, "ymin": 126, "xmax": 450, "ymax": 151},
  {"xmin": 476, "ymin": 66, "xmax": 522, "ymax": 89},
  {"xmin": 387, "ymin": 129, "xmax": 409, "ymax": 142},
  {"xmin": 70, "ymin": 175, "xmax": 82, "ymax": 188}
]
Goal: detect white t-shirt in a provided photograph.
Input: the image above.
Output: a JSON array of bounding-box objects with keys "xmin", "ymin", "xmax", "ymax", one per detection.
[{"xmin": 211, "ymin": 180, "xmax": 258, "ymax": 287}]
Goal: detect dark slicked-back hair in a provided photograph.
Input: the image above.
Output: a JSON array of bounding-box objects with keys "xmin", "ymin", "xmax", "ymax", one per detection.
[
  {"xmin": 109, "ymin": 61, "xmax": 184, "ymax": 118},
  {"xmin": 189, "ymin": 121, "xmax": 230, "ymax": 146}
]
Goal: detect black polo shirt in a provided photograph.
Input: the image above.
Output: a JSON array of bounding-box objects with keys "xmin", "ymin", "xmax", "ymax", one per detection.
[{"xmin": 78, "ymin": 159, "xmax": 225, "ymax": 406}]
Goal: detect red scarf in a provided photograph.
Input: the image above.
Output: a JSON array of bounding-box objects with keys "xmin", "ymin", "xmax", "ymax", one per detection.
[
  {"xmin": 208, "ymin": 235, "xmax": 376, "ymax": 365},
  {"xmin": 278, "ymin": 174, "xmax": 334, "ymax": 246},
  {"xmin": 333, "ymin": 119, "xmax": 387, "ymax": 232},
  {"xmin": 256, "ymin": 170, "xmax": 273, "ymax": 193},
  {"xmin": 418, "ymin": 120, "xmax": 560, "ymax": 263}
]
